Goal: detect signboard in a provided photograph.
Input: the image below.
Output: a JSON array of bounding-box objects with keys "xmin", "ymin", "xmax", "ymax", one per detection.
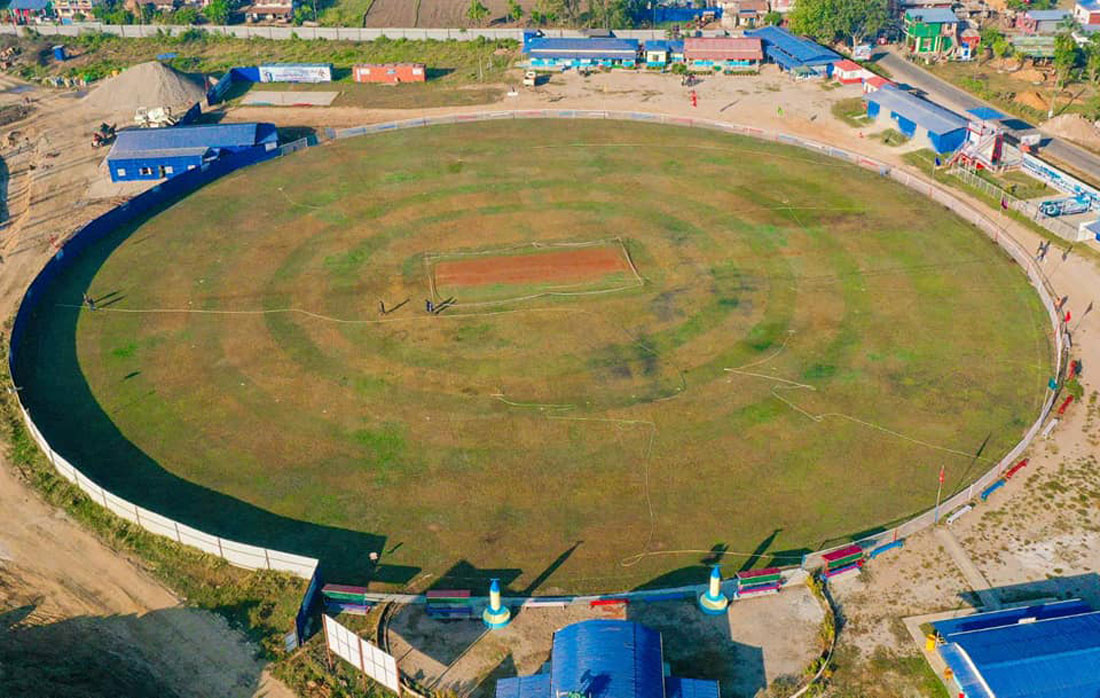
[
  {"xmin": 259, "ymin": 64, "xmax": 333, "ymax": 84},
  {"xmin": 323, "ymin": 614, "xmax": 401, "ymax": 694}
]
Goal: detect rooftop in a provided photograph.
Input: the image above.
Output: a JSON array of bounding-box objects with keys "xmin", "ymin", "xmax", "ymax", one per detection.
[
  {"xmin": 833, "ymin": 59, "xmax": 864, "ymax": 72},
  {"xmin": 905, "ymin": 8, "xmax": 959, "ymax": 23},
  {"xmin": 866, "ymin": 85, "xmax": 967, "ymax": 134},
  {"xmin": 495, "ymin": 620, "xmax": 719, "ymax": 698},
  {"xmin": 9, "ymin": 0, "xmax": 51, "ymax": 10},
  {"xmin": 524, "ymin": 37, "xmax": 640, "ymax": 58},
  {"xmin": 744, "ymin": 26, "xmax": 840, "ymax": 67},
  {"xmin": 933, "ymin": 601, "xmax": 1100, "ymax": 698},
  {"xmin": 1026, "ymin": 9, "xmax": 1070, "ymax": 20},
  {"xmin": 108, "ymin": 123, "xmax": 276, "ymax": 158},
  {"xmin": 683, "ymin": 37, "xmax": 763, "ymax": 61}
]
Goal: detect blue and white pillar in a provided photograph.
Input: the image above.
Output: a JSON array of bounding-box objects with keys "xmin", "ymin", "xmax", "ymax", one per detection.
[
  {"xmin": 483, "ymin": 578, "xmax": 512, "ymax": 629},
  {"xmin": 698, "ymin": 565, "xmax": 729, "ymax": 615}
]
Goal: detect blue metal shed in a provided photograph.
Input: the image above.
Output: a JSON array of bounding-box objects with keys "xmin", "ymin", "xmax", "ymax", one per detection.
[
  {"xmin": 494, "ymin": 620, "xmax": 719, "ymax": 698},
  {"xmin": 744, "ymin": 26, "xmax": 839, "ymax": 76},
  {"xmin": 932, "ymin": 600, "xmax": 1100, "ymax": 698},
  {"xmin": 106, "ymin": 123, "xmax": 278, "ymax": 183},
  {"xmin": 524, "ymin": 37, "xmax": 640, "ymax": 69},
  {"xmin": 863, "ymin": 85, "xmax": 967, "ymax": 153},
  {"xmin": 552, "ymin": 620, "xmax": 664, "ymax": 698}
]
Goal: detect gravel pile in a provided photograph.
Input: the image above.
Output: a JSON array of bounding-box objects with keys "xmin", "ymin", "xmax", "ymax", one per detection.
[{"xmin": 82, "ymin": 61, "xmax": 206, "ymax": 115}]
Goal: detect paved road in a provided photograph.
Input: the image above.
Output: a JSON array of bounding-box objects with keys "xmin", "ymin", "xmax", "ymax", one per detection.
[
  {"xmin": 935, "ymin": 527, "xmax": 1001, "ymax": 611},
  {"xmin": 877, "ymin": 52, "xmax": 1100, "ymax": 180}
]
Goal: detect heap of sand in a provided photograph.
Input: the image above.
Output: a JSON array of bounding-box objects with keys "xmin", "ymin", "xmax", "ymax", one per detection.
[
  {"xmin": 1043, "ymin": 113, "xmax": 1100, "ymax": 151},
  {"xmin": 82, "ymin": 61, "xmax": 206, "ymax": 115}
]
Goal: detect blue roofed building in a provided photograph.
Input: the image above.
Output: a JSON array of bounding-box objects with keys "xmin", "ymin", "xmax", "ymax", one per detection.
[
  {"xmin": 106, "ymin": 123, "xmax": 279, "ymax": 183},
  {"xmin": 931, "ymin": 599, "xmax": 1100, "ymax": 698},
  {"xmin": 523, "ymin": 35, "xmax": 640, "ymax": 69},
  {"xmin": 9, "ymin": 0, "xmax": 53, "ymax": 22},
  {"xmin": 744, "ymin": 26, "xmax": 839, "ymax": 78},
  {"xmin": 643, "ymin": 40, "xmax": 685, "ymax": 68},
  {"xmin": 863, "ymin": 84, "xmax": 968, "ymax": 153},
  {"xmin": 495, "ymin": 620, "xmax": 719, "ymax": 698}
]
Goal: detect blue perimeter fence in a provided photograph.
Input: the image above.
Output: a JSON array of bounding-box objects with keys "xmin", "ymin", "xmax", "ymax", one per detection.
[{"xmin": 5, "ymin": 110, "xmax": 1068, "ymax": 641}]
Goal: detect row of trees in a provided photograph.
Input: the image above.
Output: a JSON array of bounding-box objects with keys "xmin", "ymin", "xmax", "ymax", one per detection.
[
  {"xmin": 91, "ymin": 0, "xmax": 234, "ymax": 26},
  {"xmin": 787, "ymin": 0, "xmax": 889, "ymax": 47},
  {"xmin": 467, "ymin": 0, "xmax": 650, "ymax": 28}
]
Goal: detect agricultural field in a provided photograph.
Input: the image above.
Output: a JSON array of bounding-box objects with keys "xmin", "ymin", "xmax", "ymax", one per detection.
[
  {"xmin": 14, "ymin": 120, "xmax": 1052, "ymax": 593},
  {"xmin": 359, "ymin": 0, "xmax": 538, "ymax": 28}
]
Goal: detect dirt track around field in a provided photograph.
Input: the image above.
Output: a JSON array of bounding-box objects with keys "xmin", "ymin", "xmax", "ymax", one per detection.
[{"xmin": 433, "ymin": 245, "xmax": 631, "ymax": 288}]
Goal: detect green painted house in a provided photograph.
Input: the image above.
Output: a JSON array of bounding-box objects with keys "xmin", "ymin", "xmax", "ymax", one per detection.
[{"xmin": 905, "ymin": 8, "xmax": 959, "ymax": 58}]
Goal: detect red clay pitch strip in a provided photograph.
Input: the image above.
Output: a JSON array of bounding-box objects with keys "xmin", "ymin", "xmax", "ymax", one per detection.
[{"xmin": 434, "ymin": 246, "xmax": 631, "ymax": 288}]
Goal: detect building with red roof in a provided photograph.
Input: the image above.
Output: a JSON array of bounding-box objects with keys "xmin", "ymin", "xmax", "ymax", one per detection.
[
  {"xmin": 833, "ymin": 59, "xmax": 874, "ymax": 85},
  {"xmin": 683, "ymin": 37, "xmax": 764, "ymax": 73}
]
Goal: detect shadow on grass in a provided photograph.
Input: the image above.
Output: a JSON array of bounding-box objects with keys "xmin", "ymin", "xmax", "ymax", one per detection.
[{"xmin": 11, "ymin": 208, "xmax": 418, "ymax": 586}]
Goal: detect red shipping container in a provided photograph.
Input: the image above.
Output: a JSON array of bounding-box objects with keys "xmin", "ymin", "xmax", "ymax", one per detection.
[{"xmin": 353, "ymin": 63, "xmax": 427, "ymax": 84}]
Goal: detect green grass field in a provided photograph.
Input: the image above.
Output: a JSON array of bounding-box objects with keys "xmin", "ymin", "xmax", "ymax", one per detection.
[{"xmin": 14, "ymin": 120, "xmax": 1052, "ymax": 593}]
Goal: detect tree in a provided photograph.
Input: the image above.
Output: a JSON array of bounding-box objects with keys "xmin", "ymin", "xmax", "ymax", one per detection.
[
  {"xmin": 1053, "ymin": 33, "xmax": 1082, "ymax": 88},
  {"xmin": 1087, "ymin": 34, "xmax": 1100, "ymax": 84},
  {"xmin": 466, "ymin": 0, "xmax": 490, "ymax": 25},
  {"xmin": 763, "ymin": 10, "xmax": 782, "ymax": 26},
  {"xmin": 202, "ymin": 0, "xmax": 230, "ymax": 25},
  {"xmin": 788, "ymin": 0, "xmax": 887, "ymax": 46},
  {"xmin": 991, "ymin": 35, "xmax": 1012, "ymax": 60},
  {"xmin": 506, "ymin": 0, "xmax": 523, "ymax": 22},
  {"xmin": 173, "ymin": 6, "xmax": 198, "ymax": 23}
]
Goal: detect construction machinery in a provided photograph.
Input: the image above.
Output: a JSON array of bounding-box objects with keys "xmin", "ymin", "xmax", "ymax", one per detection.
[
  {"xmin": 91, "ymin": 122, "xmax": 116, "ymax": 148},
  {"xmin": 134, "ymin": 106, "xmax": 178, "ymax": 128}
]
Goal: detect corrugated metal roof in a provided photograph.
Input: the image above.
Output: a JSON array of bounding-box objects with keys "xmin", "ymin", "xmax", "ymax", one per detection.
[
  {"xmin": 108, "ymin": 147, "xmax": 211, "ymax": 160},
  {"xmin": 833, "ymin": 59, "xmax": 864, "ymax": 72},
  {"xmin": 906, "ymin": 8, "xmax": 959, "ymax": 23},
  {"xmin": 939, "ymin": 643, "xmax": 994, "ymax": 698},
  {"xmin": 684, "ymin": 37, "xmax": 763, "ymax": 61},
  {"xmin": 665, "ymin": 677, "xmax": 721, "ymax": 698},
  {"xmin": 495, "ymin": 673, "xmax": 551, "ymax": 698},
  {"xmin": 967, "ymin": 106, "xmax": 1005, "ymax": 121},
  {"xmin": 744, "ymin": 26, "xmax": 839, "ymax": 68},
  {"xmin": 1026, "ymin": 9, "xmax": 1070, "ymax": 21},
  {"xmin": 9, "ymin": 0, "xmax": 50, "ymax": 10},
  {"xmin": 866, "ymin": 85, "xmax": 967, "ymax": 135},
  {"xmin": 951, "ymin": 612, "xmax": 1100, "ymax": 698},
  {"xmin": 111, "ymin": 124, "xmax": 263, "ymax": 153},
  {"xmin": 551, "ymin": 620, "xmax": 664, "ymax": 698},
  {"xmin": 932, "ymin": 599, "xmax": 1092, "ymax": 637},
  {"xmin": 525, "ymin": 37, "xmax": 639, "ymax": 58}
]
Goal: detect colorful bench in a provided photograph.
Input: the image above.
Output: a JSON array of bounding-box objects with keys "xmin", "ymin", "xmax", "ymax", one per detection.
[{"xmin": 426, "ymin": 589, "xmax": 473, "ymax": 619}]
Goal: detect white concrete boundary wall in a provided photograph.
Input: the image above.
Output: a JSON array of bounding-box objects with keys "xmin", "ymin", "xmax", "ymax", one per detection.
[
  {"xmin": 9, "ymin": 111, "xmax": 1062, "ymax": 591},
  {"xmin": 0, "ymin": 22, "xmax": 691, "ymax": 41}
]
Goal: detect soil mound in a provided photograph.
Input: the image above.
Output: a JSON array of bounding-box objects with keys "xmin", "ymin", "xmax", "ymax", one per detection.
[
  {"xmin": 1014, "ymin": 90, "xmax": 1049, "ymax": 112},
  {"xmin": 82, "ymin": 61, "xmax": 205, "ymax": 115},
  {"xmin": 1043, "ymin": 113, "xmax": 1100, "ymax": 150}
]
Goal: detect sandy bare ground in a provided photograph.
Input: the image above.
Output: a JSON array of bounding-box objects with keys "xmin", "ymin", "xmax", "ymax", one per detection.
[
  {"xmin": 0, "ymin": 86, "xmax": 293, "ymax": 698},
  {"xmin": 387, "ymin": 586, "xmax": 824, "ymax": 698}
]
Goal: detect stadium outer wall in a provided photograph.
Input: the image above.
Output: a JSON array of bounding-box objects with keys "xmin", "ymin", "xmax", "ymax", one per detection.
[{"xmin": 6, "ymin": 111, "xmax": 1067, "ymax": 597}]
